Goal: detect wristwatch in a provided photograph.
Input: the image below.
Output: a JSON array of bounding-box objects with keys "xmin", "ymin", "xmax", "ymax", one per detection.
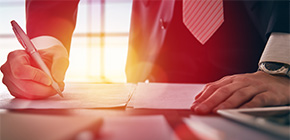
[{"xmin": 259, "ymin": 62, "xmax": 290, "ymax": 77}]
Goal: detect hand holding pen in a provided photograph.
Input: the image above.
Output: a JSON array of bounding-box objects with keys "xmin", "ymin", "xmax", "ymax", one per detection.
[{"xmin": 0, "ymin": 20, "xmax": 69, "ymax": 99}]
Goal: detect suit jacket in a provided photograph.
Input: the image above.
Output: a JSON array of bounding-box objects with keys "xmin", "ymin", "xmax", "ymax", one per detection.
[
  {"xmin": 26, "ymin": 0, "xmax": 289, "ymax": 83},
  {"xmin": 126, "ymin": 0, "xmax": 289, "ymax": 83}
]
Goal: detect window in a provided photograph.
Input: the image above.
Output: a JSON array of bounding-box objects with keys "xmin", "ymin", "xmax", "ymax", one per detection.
[{"xmin": 0, "ymin": 0, "xmax": 132, "ymax": 83}]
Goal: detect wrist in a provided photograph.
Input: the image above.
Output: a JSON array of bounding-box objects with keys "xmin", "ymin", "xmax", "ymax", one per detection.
[
  {"xmin": 258, "ymin": 62, "xmax": 290, "ymax": 78},
  {"xmin": 31, "ymin": 36, "xmax": 65, "ymax": 50}
]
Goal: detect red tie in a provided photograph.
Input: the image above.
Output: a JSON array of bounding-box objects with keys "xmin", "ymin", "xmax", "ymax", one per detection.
[{"xmin": 183, "ymin": 0, "xmax": 224, "ymax": 44}]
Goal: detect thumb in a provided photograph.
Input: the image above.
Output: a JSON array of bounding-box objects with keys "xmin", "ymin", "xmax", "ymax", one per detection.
[{"xmin": 51, "ymin": 56, "xmax": 69, "ymax": 83}]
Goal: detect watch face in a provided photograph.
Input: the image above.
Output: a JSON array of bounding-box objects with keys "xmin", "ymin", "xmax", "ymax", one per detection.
[{"xmin": 264, "ymin": 62, "xmax": 284, "ymax": 71}]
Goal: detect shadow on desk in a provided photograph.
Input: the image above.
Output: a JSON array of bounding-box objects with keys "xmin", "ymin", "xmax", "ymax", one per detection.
[{"xmin": 1, "ymin": 108, "xmax": 285, "ymax": 140}]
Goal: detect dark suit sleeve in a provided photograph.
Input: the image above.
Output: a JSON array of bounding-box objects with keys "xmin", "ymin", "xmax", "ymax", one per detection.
[
  {"xmin": 266, "ymin": 0, "xmax": 290, "ymax": 36},
  {"xmin": 26, "ymin": 0, "xmax": 80, "ymax": 52},
  {"xmin": 243, "ymin": 0, "xmax": 289, "ymax": 41}
]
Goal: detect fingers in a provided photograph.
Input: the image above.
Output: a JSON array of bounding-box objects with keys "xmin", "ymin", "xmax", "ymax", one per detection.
[
  {"xmin": 194, "ymin": 92, "xmax": 202, "ymax": 100},
  {"xmin": 11, "ymin": 65, "xmax": 52, "ymax": 86},
  {"xmin": 3, "ymin": 74, "xmax": 56, "ymax": 99},
  {"xmin": 2, "ymin": 76, "xmax": 27, "ymax": 99},
  {"xmin": 1, "ymin": 50, "xmax": 57, "ymax": 99},
  {"xmin": 6, "ymin": 51, "xmax": 52, "ymax": 85},
  {"xmin": 240, "ymin": 92, "xmax": 280, "ymax": 108},
  {"xmin": 192, "ymin": 82, "xmax": 249, "ymax": 114},
  {"xmin": 51, "ymin": 56, "xmax": 69, "ymax": 83},
  {"xmin": 191, "ymin": 71, "xmax": 290, "ymax": 115},
  {"xmin": 57, "ymin": 81, "xmax": 65, "ymax": 91},
  {"xmin": 213, "ymin": 86, "xmax": 265, "ymax": 112},
  {"xmin": 38, "ymin": 45, "xmax": 69, "ymax": 83},
  {"xmin": 194, "ymin": 76, "xmax": 233, "ymax": 102},
  {"xmin": 194, "ymin": 84, "xmax": 210, "ymax": 100},
  {"xmin": 191, "ymin": 76, "xmax": 233, "ymax": 111}
]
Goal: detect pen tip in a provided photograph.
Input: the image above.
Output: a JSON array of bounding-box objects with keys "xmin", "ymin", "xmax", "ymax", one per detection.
[
  {"xmin": 59, "ymin": 92, "xmax": 64, "ymax": 98},
  {"xmin": 56, "ymin": 89, "xmax": 64, "ymax": 98}
]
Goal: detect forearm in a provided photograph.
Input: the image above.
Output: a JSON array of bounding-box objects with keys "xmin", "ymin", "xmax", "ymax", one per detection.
[{"xmin": 26, "ymin": 0, "xmax": 80, "ymax": 52}]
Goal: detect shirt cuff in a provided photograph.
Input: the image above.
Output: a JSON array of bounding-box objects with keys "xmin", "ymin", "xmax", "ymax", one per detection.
[
  {"xmin": 259, "ymin": 32, "xmax": 290, "ymax": 65},
  {"xmin": 30, "ymin": 36, "xmax": 65, "ymax": 50}
]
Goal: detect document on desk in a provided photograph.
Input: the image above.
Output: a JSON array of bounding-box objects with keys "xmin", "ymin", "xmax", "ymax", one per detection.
[
  {"xmin": 0, "ymin": 83, "xmax": 136, "ymax": 109},
  {"xmin": 131, "ymin": 83, "xmax": 205, "ymax": 109}
]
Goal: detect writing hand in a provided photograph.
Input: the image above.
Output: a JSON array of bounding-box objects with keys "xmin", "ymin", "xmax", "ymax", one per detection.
[{"xmin": 1, "ymin": 45, "xmax": 69, "ymax": 99}]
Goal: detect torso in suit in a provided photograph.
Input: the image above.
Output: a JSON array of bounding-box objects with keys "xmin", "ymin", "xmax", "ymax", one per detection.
[
  {"xmin": 126, "ymin": 0, "xmax": 289, "ymax": 83},
  {"xmin": 26, "ymin": 0, "xmax": 289, "ymax": 83}
]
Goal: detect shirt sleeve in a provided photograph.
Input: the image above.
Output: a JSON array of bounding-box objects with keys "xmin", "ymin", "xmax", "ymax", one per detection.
[
  {"xmin": 31, "ymin": 36, "xmax": 66, "ymax": 50},
  {"xmin": 259, "ymin": 32, "xmax": 290, "ymax": 65}
]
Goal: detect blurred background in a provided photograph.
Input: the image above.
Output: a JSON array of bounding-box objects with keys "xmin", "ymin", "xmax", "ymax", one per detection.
[{"xmin": 0, "ymin": 0, "xmax": 132, "ymax": 84}]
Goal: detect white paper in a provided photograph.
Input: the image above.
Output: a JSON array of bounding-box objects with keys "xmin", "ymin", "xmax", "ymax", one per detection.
[
  {"xmin": 132, "ymin": 83, "xmax": 205, "ymax": 109},
  {"xmin": 0, "ymin": 83, "xmax": 136, "ymax": 109},
  {"xmin": 99, "ymin": 115, "xmax": 179, "ymax": 140}
]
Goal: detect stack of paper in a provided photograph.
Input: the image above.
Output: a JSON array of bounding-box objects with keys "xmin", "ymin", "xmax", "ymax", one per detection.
[
  {"xmin": 0, "ymin": 83, "xmax": 136, "ymax": 109},
  {"xmin": 129, "ymin": 83, "xmax": 205, "ymax": 109},
  {"xmin": 0, "ymin": 82, "xmax": 204, "ymax": 110}
]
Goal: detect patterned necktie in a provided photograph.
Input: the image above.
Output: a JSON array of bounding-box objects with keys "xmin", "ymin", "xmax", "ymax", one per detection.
[{"xmin": 183, "ymin": 0, "xmax": 224, "ymax": 44}]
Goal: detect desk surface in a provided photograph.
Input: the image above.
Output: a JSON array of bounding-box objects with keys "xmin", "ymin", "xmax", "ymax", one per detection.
[
  {"xmin": 1, "ymin": 108, "xmax": 285, "ymax": 140},
  {"xmin": 0, "ymin": 83, "xmax": 286, "ymax": 140}
]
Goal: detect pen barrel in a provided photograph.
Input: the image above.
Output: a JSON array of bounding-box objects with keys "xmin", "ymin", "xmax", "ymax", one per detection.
[
  {"xmin": 11, "ymin": 20, "xmax": 63, "ymax": 97},
  {"xmin": 30, "ymin": 52, "xmax": 62, "ymax": 95},
  {"xmin": 30, "ymin": 52, "xmax": 53, "ymax": 79}
]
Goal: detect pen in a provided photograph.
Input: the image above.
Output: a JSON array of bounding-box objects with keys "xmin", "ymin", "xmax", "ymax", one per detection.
[{"xmin": 11, "ymin": 20, "xmax": 63, "ymax": 97}]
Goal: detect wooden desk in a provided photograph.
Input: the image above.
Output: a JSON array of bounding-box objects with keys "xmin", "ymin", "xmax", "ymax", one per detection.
[{"xmin": 2, "ymin": 108, "xmax": 284, "ymax": 140}]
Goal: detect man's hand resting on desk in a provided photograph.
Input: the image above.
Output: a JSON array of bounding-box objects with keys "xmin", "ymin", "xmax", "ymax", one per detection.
[
  {"xmin": 0, "ymin": 45, "xmax": 69, "ymax": 99},
  {"xmin": 191, "ymin": 71, "xmax": 290, "ymax": 114}
]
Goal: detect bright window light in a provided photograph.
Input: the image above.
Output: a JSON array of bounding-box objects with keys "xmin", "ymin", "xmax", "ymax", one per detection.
[{"xmin": 0, "ymin": 0, "xmax": 132, "ymax": 84}]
